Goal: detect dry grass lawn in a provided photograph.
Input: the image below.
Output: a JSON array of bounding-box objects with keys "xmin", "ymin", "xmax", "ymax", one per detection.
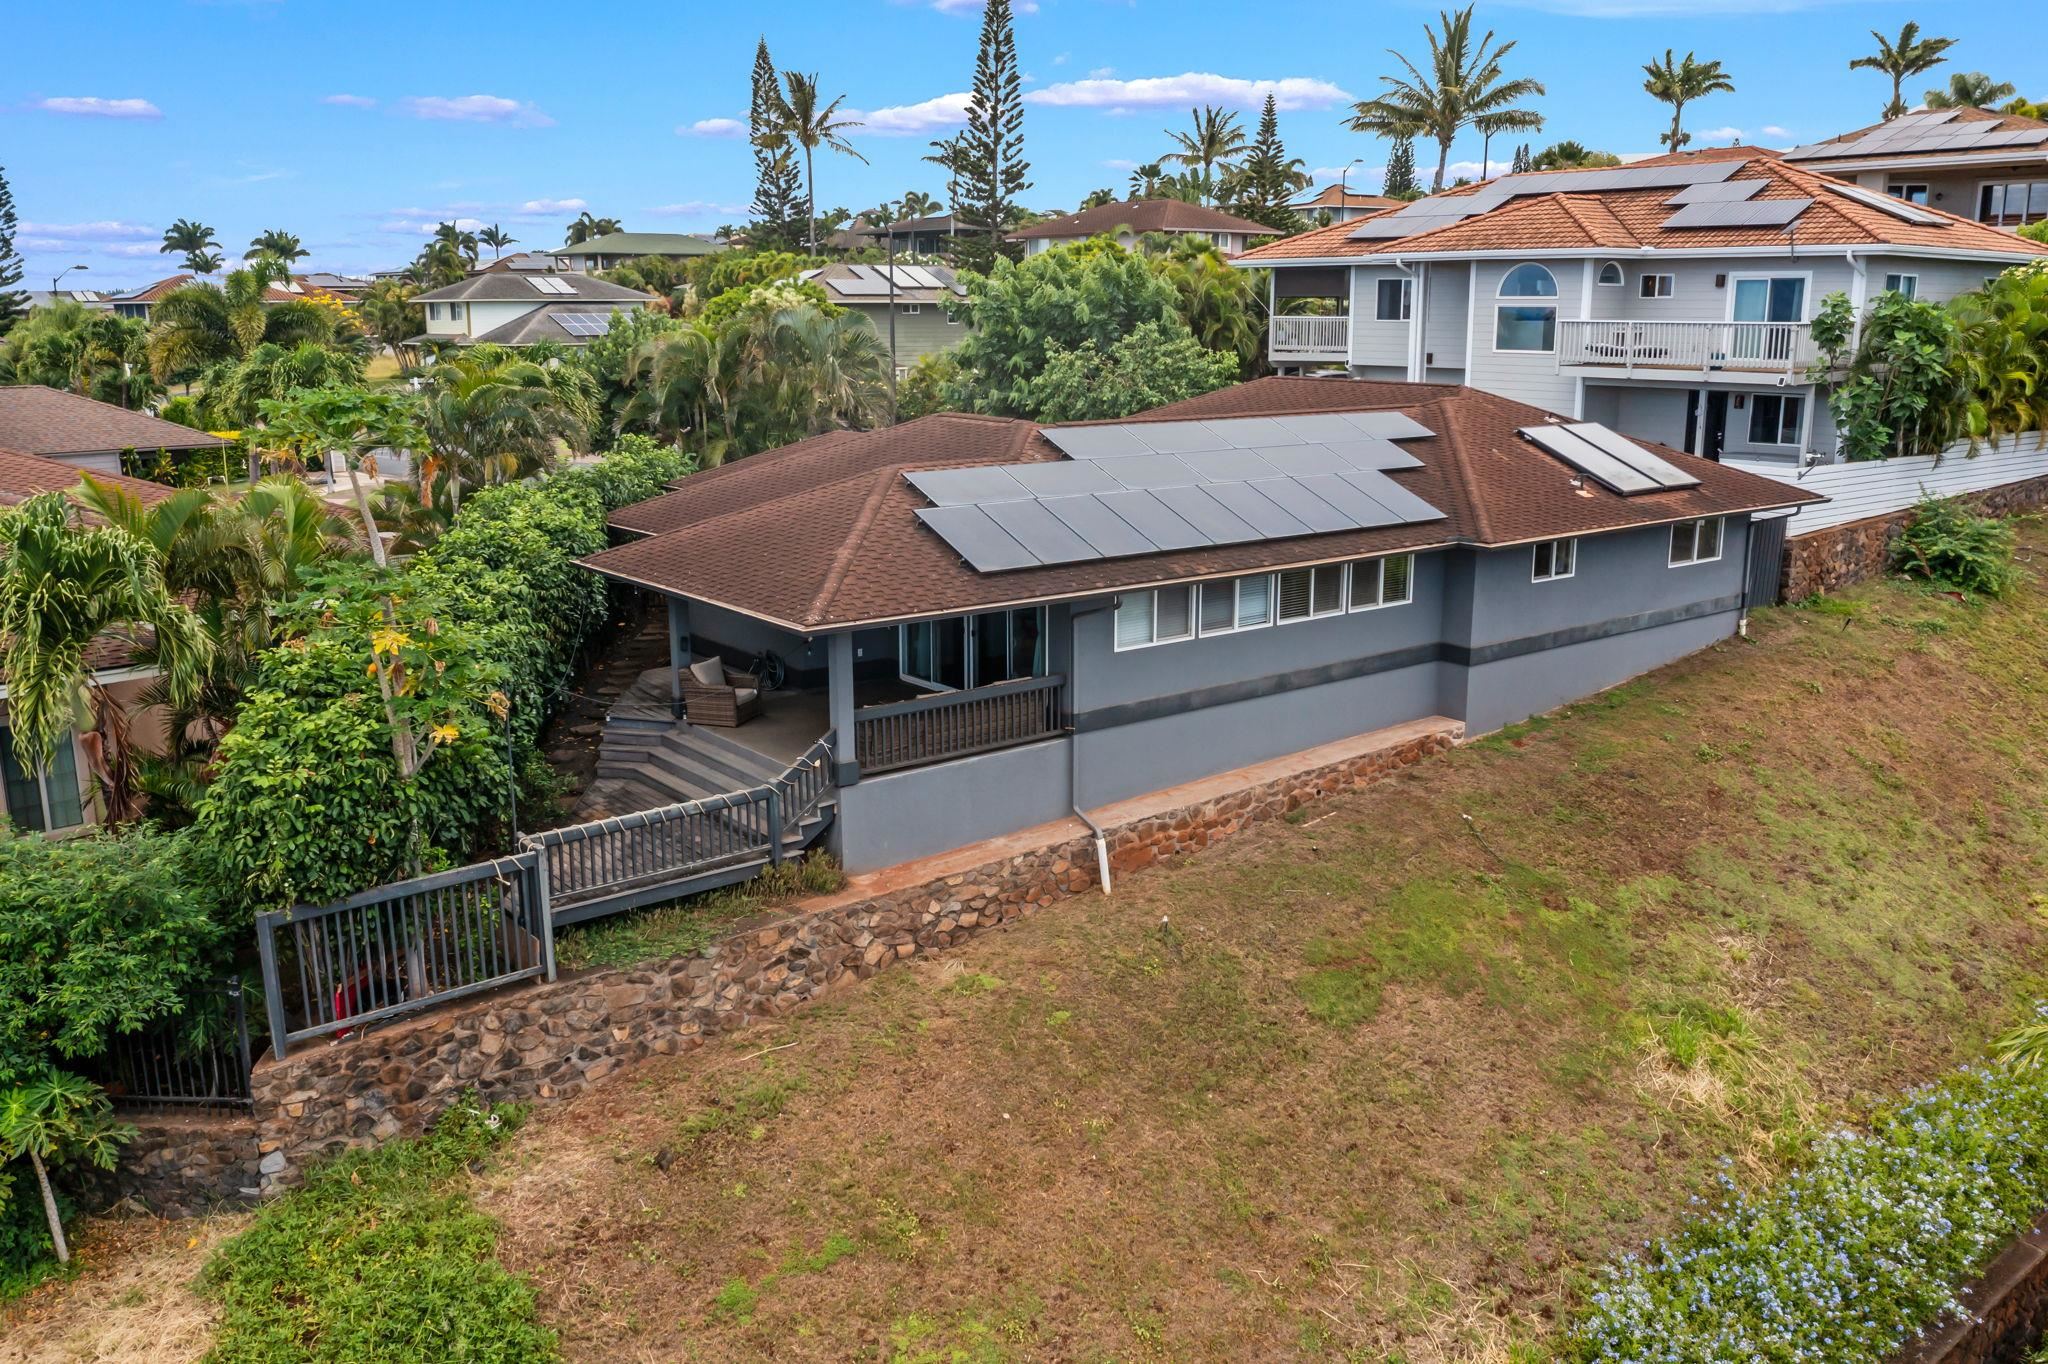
[
  {"xmin": 474, "ymin": 523, "xmax": 2048, "ymax": 1362},
  {"xmin": 0, "ymin": 1216, "xmax": 246, "ymax": 1364}
]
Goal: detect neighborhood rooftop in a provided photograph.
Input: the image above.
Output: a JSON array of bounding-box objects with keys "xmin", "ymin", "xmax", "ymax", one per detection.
[
  {"xmin": 1011, "ymin": 197, "xmax": 1275, "ymax": 240},
  {"xmin": 549, "ymin": 231, "xmax": 724, "ymax": 258},
  {"xmin": 585, "ymin": 378, "xmax": 1819, "ymax": 631},
  {"xmin": 801, "ymin": 261, "xmax": 964, "ymax": 305},
  {"xmin": 1783, "ymin": 106, "xmax": 2048, "ymax": 165},
  {"xmin": 0, "ymin": 445, "xmax": 174, "ymax": 511},
  {"xmin": 0, "ymin": 386, "xmax": 231, "ymax": 457},
  {"xmin": 1236, "ymin": 149, "xmax": 2048, "ymax": 262},
  {"xmin": 409, "ymin": 272, "xmax": 654, "ymax": 304}
]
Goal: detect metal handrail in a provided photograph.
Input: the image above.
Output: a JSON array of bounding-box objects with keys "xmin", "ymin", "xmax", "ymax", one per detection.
[{"xmin": 854, "ymin": 674, "xmax": 1068, "ymax": 775}]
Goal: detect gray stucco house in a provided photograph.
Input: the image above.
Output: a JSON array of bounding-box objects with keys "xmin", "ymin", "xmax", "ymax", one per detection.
[{"xmin": 583, "ymin": 377, "xmax": 1820, "ymax": 873}]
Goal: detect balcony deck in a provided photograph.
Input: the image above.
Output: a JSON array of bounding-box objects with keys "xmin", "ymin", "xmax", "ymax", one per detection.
[
  {"xmin": 1558, "ymin": 319, "xmax": 1817, "ymax": 378},
  {"xmin": 1270, "ymin": 314, "xmax": 1349, "ymax": 364}
]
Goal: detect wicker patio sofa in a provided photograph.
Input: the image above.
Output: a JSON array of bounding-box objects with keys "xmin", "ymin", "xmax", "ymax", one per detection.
[{"xmin": 681, "ymin": 657, "xmax": 762, "ymax": 727}]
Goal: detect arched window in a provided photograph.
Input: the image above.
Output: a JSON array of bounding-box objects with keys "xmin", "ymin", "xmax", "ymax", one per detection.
[
  {"xmin": 1495, "ymin": 262, "xmax": 1559, "ymax": 352},
  {"xmin": 1596, "ymin": 261, "xmax": 1624, "ymax": 286}
]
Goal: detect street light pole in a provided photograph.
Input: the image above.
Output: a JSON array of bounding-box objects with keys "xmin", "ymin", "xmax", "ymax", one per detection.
[
  {"xmin": 50, "ymin": 263, "xmax": 89, "ymax": 300},
  {"xmin": 1338, "ymin": 158, "xmax": 1362, "ymax": 204},
  {"xmin": 886, "ymin": 229, "xmax": 899, "ymax": 424}
]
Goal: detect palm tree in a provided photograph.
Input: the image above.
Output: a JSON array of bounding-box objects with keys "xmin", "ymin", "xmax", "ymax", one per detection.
[
  {"xmin": 432, "ymin": 221, "xmax": 480, "ymax": 267},
  {"xmin": 761, "ymin": 71, "xmax": 868, "ymax": 253},
  {"xmin": 182, "ymin": 249, "xmax": 225, "ymax": 276},
  {"xmin": 1850, "ymin": 23, "xmax": 1958, "ymax": 121},
  {"xmin": 359, "ymin": 278, "xmax": 425, "ymax": 370},
  {"xmin": 564, "ymin": 211, "xmax": 624, "ymax": 247},
  {"xmin": 1161, "ymin": 106, "xmax": 1249, "ymax": 204},
  {"xmin": 923, "ymin": 137, "xmax": 967, "ymax": 230},
  {"xmin": 898, "ymin": 190, "xmax": 942, "ymax": 220},
  {"xmin": 0, "ymin": 493, "xmax": 211, "ymax": 823},
  {"xmin": 1531, "ymin": 140, "xmax": 1621, "ymax": 171},
  {"xmin": 245, "ymin": 229, "xmax": 308, "ymax": 263},
  {"xmin": 1642, "ymin": 50, "xmax": 1735, "ymax": 153},
  {"xmin": 477, "ymin": 224, "xmax": 517, "ymax": 259},
  {"xmin": 1475, "ymin": 108, "xmax": 1545, "ymax": 180},
  {"xmin": 199, "ymin": 341, "xmax": 365, "ymax": 429},
  {"xmin": 159, "ymin": 218, "xmax": 218, "ymax": 262},
  {"xmin": 1127, "ymin": 162, "xmax": 1168, "ymax": 197},
  {"xmin": 1926, "ymin": 71, "xmax": 2019, "ymax": 111},
  {"xmin": 1347, "ymin": 6, "xmax": 1548, "ymax": 193},
  {"xmin": 418, "ymin": 347, "xmax": 597, "ymax": 508}
]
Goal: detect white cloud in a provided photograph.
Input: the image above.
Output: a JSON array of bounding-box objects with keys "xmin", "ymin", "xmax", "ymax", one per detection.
[
  {"xmin": 852, "ymin": 92, "xmax": 973, "ymax": 135},
  {"xmin": 1699, "ymin": 126, "xmax": 1745, "ymax": 143},
  {"xmin": 397, "ymin": 95, "xmax": 554, "ymax": 127},
  {"xmin": 1495, "ymin": 0, "xmax": 1858, "ymax": 12},
  {"xmin": 646, "ymin": 200, "xmax": 750, "ymax": 219},
  {"xmin": 20, "ymin": 219, "xmax": 157, "ymax": 242},
  {"xmin": 1025, "ymin": 73, "xmax": 1351, "ymax": 113},
  {"xmin": 1052, "ymin": 51, "xmax": 1070, "ymax": 66},
  {"xmin": 1761, "ymin": 124, "xmax": 1792, "ymax": 139},
  {"xmin": 36, "ymin": 96, "xmax": 162, "ymax": 119},
  {"xmin": 102, "ymin": 242, "xmax": 165, "ymax": 258},
  {"xmin": 1102, "ymin": 158, "xmax": 1138, "ymax": 170},
  {"xmin": 378, "ymin": 216, "xmax": 489, "ymax": 236},
  {"xmin": 517, "ymin": 197, "xmax": 587, "ymax": 216},
  {"xmin": 680, "ymin": 117, "xmax": 746, "ymax": 138},
  {"xmin": 1086, "ymin": 66, "xmax": 1116, "ymax": 79},
  {"xmin": 322, "ymin": 94, "xmax": 377, "ymax": 109}
]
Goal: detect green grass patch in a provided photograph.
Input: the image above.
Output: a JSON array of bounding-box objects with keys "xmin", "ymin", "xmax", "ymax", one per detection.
[
  {"xmin": 201, "ymin": 1094, "xmax": 554, "ymax": 1363},
  {"xmin": 554, "ymin": 853, "xmax": 844, "ymax": 972}
]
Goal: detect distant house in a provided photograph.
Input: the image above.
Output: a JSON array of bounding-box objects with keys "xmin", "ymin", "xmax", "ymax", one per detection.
[
  {"xmin": 291, "ymin": 272, "xmax": 372, "ymax": 301},
  {"xmin": 101, "ymin": 273, "xmax": 304, "ymax": 320},
  {"xmin": 1009, "ymin": 199, "xmax": 1275, "ymax": 256},
  {"xmin": 473, "ymin": 252, "xmax": 567, "ymax": 276},
  {"xmin": 1782, "ymin": 107, "xmax": 2048, "ymax": 229},
  {"xmin": 0, "ymin": 386, "xmax": 231, "ymax": 478},
  {"xmin": 800, "ymin": 262, "xmax": 966, "ymax": 375},
  {"xmin": 864, "ymin": 214, "xmax": 961, "ymax": 255},
  {"xmin": 409, "ymin": 271, "xmax": 656, "ymax": 348},
  {"xmin": 1290, "ymin": 184, "xmax": 1406, "ymax": 224},
  {"xmin": 0, "ymin": 447, "xmax": 177, "ymax": 835},
  {"xmin": 21, "ymin": 289, "xmax": 109, "ymax": 311},
  {"xmin": 583, "ymin": 376, "xmax": 1820, "ymax": 873},
  {"xmin": 551, "ymin": 232, "xmax": 725, "ymax": 273}
]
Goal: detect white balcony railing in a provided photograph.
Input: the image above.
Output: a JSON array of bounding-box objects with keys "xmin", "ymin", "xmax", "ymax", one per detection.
[
  {"xmin": 1558, "ymin": 319, "xmax": 1816, "ymax": 375},
  {"xmin": 1270, "ymin": 314, "xmax": 1350, "ymax": 361}
]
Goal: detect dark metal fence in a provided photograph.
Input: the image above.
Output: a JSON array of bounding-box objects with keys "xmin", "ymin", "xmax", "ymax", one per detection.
[
  {"xmin": 256, "ymin": 855, "xmax": 550, "ymax": 1059},
  {"xmin": 93, "ymin": 979, "xmax": 255, "ymax": 1111},
  {"xmin": 774, "ymin": 737, "xmax": 835, "ymax": 835},
  {"xmin": 854, "ymin": 675, "xmax": 1068, "ymax": 775},
  {"xmin": 531, "ymin": 787, "xmax": 781, "ymax": 919}
]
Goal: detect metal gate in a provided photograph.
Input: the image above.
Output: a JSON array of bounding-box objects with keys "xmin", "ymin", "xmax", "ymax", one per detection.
[{"xmin": 1747, "ymin": 514, "xmax": 1789, "ymax": 607}]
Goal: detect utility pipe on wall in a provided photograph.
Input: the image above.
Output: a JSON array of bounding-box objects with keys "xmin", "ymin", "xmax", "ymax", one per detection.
[{"xmin": 1066, "ymin": 598, "xmax": 1115, "ymax": 895}]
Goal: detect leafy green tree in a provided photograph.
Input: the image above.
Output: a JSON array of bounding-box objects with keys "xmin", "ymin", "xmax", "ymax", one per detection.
[
  {"xmin": 0, "ymin": 1070, "xmax": 132, "ymax": 1265},
  {"xmin": 1510, "ymin": 143, "xmax": 1533, "ymax": 173},
  {"xmin": 255, "ymin": 385, "xmax": 423, "ymax": 565},
  {"xmin": 1532, "ymin": 140, "xmax": 1622, "ymax": 170},
  {"xmin": 244, "ymin": 229, "xmax": 307, "ymax": 264},
  {"xmin": 0, "ymin": 165, "xmax": 26, "ymax": 337},
  {"xmin": 924, "ymin": 135, "xmax": 970, "ymax": 231},
  {"xmin": 358, "ymin": 278, "xmax": 425, "ymax": 370},
  {"xmin": 1381, "ymin": 137, "xmax": 1420, "ymax": 198},
  {"xmin": 145, "ymin": 264, "xmax": 348, "ymax": 384},
  {"xmin": 1348, "ymin": 6, "xmax": 1546, "ymax": 193},
  {"xmin": 418, "ymin": 347, "xmax": 597, "ymax": 509},
  {"xmin": 955, "ymin": 0, "xmax": 1031, "ymax": 270},
  {"xmin": 199, "ymin": 341, "xmax": 365, "ymax": 430},
  {"xmin": 761, "ymin": 72, "xmax": 867, "ymax": 255},
  {"xmin": 1807, "ymin": 289, "xmax": 1963, "ymax": 461},
  {"xmin": 749, "ymin": 39, "xmax": 808, "ymax": 250},
  {"xmin": 0, "ymin": 494, "xmax": 212, "ymax": 821},
  {"xmin": 1925, "ymin": 71, "xmax": 2018, "ymax": 110},
  {"xmin": 1850, "ymin": 23, "xmax": 1957, "ymax": 121},
  {"xmin": 895, "ymin": 351, "xmax": 961, "ymax": 420},
  {"xmin": 2, "ymin": 303, "xmax": 154, "ymax": 407},
  {"xmin": 1029, "ymin": 319, "xmax": 1239, "ymax": 422},
  {"xmin": 477, "ymin": 224, "xmax": 517, "ymax": 259},
  {"xmin": 159, "ymin": 218, "xmax": 218, "ymax": 264},
  {"xmin": 1642, "ymin": 50, "xmax": 1735, "ymax": 152},
  {"xmin": 1163, "ymin": 105, "xmax": 1248, "ymax": 205},
  {"xmin": 1948, "ymin": 264, "xmax": 2048, "ymax": 450}
]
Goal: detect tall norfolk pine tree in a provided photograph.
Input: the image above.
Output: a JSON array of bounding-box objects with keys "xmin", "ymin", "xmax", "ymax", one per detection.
[
  {"xmin": 749, "ymin": 38, "xmax": 804, "ymax": 248},
  {"xmin": 1382, "ymin": 136, "xmax": 1420, "ymax": 199},
  {"xmin": 955, "ymin": 0, "xmax": 1030, "ymax": 271},
  {"xmin": 0, "ymin": 166, "xmax": 27, "ymax": 336}
]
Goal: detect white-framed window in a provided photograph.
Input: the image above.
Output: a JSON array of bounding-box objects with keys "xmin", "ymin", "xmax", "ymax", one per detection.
[
  {"xmin": 1114, "ymin": 586, "xmax": 1195, "ymax": 650},
  {"xmin": 1639, "ymin": 273, "xmax": 1676, "ymax": 299},
  {"xmin": 426, "ymin": 303, "xmax": 442, "ymax": 321},
  {"xmin": 1888, "ymin": 183, "xmax": 1930, "ymax": 205},
  {"xmin": 0, "ymin": 726, "xmax": 86, "ymax": 833},
  {"xmin": 1746, "ymin": 392, "xmax": 1803, "ymax": 446},
  {"xmin": 1883, "ymin": 272, "xmax": 1919, "ymax": 299},
  {"xmin": 1979, "ymin": 181, "xmax": 2048, "ymax": 226},
  {"xmin": 1596, "ymin": 261, "xmax": 1624, "ymax": 286},
  {"xmin": 1276, "ymin": 565, "xmax": 1346, "ymax": 622},
  {"xmin": 902, "ymin": 303, "xmax": 922, "ymax": 315},
  {"xmin": 1531, "ymin": 537, "xmax": 1577, "ymax": 582},
  {"xmin": 902, "ymin": 607, "xmax": 1047, "ymax": 686},
  {"xmin": 1348, "ymin": 554, "xmax": 1414, "ymax": 610},
  {"xmin": 1198, "ymin": 574, "xmax": 1274, "ymax": 636},
  {"xmin": 1375, "ymin": 277, "xmax": 1412, "ymax": 321},
  {"xmin": 1494, "ymin": 262, "xmax": 1558, "ymax": 353},
  {"xmin": 1670, "ymin": 517, "xmax": 1724, "ymax": 567}
]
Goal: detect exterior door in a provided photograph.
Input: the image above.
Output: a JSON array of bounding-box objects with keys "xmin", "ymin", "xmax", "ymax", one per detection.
[{"xmin": 1731, "ymin": 277, "xmax": 1806, "ymax": 363}]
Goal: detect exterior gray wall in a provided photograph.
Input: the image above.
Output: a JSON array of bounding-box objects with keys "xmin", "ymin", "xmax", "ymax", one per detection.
[
  {"xmin": 1347, "ymin": 264, "xmax": 1411, "ymax": 370},
  {"xmin": 689, "ymin": 603, "xmax": 826, "ymax": 675},
  {"xmin": 1459, "ymin": 519, "xmax": 1749, "ymax": 649},
  {"xmin": 1867, "ymin": 254, "xmax": 2006, "ymax": 304},
  {"xmin": 1421, "ymin": 261, "xmax": 1471, "ymax": 378},
  {"xmin": 834, "ymin": 737, "xmax": 1073, "ymax": 870},
  {"xmin": 847, "ymin": 304, "xmax": 966, "ymax": 368},
  {"xmin": 1459, "ymin": 610, "xmax": 1736, "ymax": 734}
]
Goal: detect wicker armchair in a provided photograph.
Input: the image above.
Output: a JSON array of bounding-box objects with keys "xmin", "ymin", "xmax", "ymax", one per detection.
[{"xmin": 680, "ymin": 661, "xmax": 762, "ymax": 728}]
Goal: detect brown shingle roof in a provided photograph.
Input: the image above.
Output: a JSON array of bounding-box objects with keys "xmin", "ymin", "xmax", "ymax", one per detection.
[
  {"xmin": 1237, "ymin": 152, "xmax": 2048, "ymax": 262},
  {"xmin": 106, "ymin": 274, "xmax": 305, "ymax": 305},
  {"xmin": 0, "ymin": 388, "xmax": 230, "ymax": 458},
  {"xmin": 1010, "ymin": 198, "xmax": 1273, "ymax": 241},
  {"xmin": 585, "ymin": 379, "xmax": 1821, "ymax": 631},
  {"xmin": 0, "ymin": 446, "xmax": 173, "ymax": 511}
]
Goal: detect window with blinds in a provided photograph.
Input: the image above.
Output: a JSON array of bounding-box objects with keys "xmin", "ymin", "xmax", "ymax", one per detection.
[
  {"xmin": 1349, "ymin": 554, "xmax": 1415, "ymax": 610},
  {"xmin": 1115, "ymin": 585, "xmax": 1196, "ymax": 649}
]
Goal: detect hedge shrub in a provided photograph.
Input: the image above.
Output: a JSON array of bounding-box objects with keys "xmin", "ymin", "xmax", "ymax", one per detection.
[
  {"xmin": 194, "ymin": 436, "xmax": 691, "ymax": 912},
  {"xmin": 1566, "ymin": 1060, "xmax": 2048, "ymax": 1362},
  {"xmin": 1892, "ymin": 495, "xmax": 2021, "ymax": 599}
]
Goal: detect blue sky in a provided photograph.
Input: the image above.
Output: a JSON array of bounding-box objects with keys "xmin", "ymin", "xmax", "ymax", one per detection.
[{"xmin": 5, "ymin": 0, "xmax": 2042, "ymax": 290}]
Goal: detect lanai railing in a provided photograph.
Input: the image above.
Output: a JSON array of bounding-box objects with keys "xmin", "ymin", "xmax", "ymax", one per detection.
[
  {"xmin": 1271, "ymin": 315, "xmax": 1351, "ymax": 362},
  {"xmin": 1558, "ymin": 319, "xmax": 1816, "ymax": 375},
  {"xmin": 854, "ymin": 675, "xmax": 1067, "ymax": 776}
]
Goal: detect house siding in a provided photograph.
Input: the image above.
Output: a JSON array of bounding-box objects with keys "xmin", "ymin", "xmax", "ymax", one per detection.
[
  {"xmin": 1465, "ymin": 258, "xmax": 1581, "ymax": 414},
  {"xmin": 845, "ymin": 304, "xmax": 966, "ymax": 368},
  {"xmin": 1421, "ymin": 261, "xmax": 1470, "ymax": 381},
  {"xmin": 1347, "ymin": 265, "xmax": 1411, "ymax": 371}
]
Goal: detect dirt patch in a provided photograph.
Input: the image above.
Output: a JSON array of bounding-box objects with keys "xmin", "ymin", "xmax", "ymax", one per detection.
[{"xmin": 0, "ymin": 1215, "xmax": 245, "ymax": 1364}]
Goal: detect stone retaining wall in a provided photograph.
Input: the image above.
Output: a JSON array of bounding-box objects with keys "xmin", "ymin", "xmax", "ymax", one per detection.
[
  {"xmin": 1780, "ymin": 473, "xmax": 2048, "ymax": 602},
  {"xmin": 108, "ymin": 1113, "xmax": 262, "ymax": 1217},
  {"xmin": 235, "ymin": 722, "xmax": 1457, "ymax": 1194},
  {"xmin": 1898, "ymin": 1218, "xmax": 2048, "ymax": 1364}
]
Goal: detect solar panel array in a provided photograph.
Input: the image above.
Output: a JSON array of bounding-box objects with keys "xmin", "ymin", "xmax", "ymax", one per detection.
[
  {"xmin": 527, "ymin": 275, "xmax": 577, "ymax": 295},
  {"xmin": 1784, "ymin": 109, "xmax": 2048, "ymax": 162},
  {"xmin": 552, "ymin": 311, "xmax": 617, "ymax": 337},
  {"xmin": 908, "ymin": 413, "xmax": 1447, "ymax": 573},
  {"xmin": 1519, "ymin": 422, "xmax": 1702, "ymax": 497},
  {"xmin": 1349, "ymin": 160, "xmax": 1746, "ymax": 240},
  {"xmin": 1661, "ymin": 198, "xmax": 1812, "ymax": 230},
  {"xmin": 1821, "ymin": 181, "xmax": 1952, "ymax": 226},
  {"xmin": 826, "ymin": 264, "xmax": 953, "ymax": 296}
]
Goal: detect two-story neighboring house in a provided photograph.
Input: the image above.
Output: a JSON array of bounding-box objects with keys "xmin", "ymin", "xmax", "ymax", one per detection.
[
  {"xmin": 551, "ymin": 232, "xmax": 724, "ymax": 274},
  {"xmin": 1782, "ymin": 107, "xmax": 2048, "ymax": 231},
  {"xmin": 1290, "ymin": 184, "xmax": 1405, "ymax": 225},
  {"xmin": 800, "ymin": 263, "xmax": 967, "ymax": 376},
  {"xmin": 409, "ymin": 272, "xmax": 655, "ymax": 348},
  {"xmin": 1240, "ymin": 148, "xmax": 2048, "ymax": 463}
]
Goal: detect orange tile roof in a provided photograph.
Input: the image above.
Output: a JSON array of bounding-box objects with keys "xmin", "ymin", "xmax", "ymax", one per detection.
[
  {"xmin": 1788, "ymin": 105, "xmax": 2048, "ymax": 162},
  {"xmin": 1236, "ymin": 152, "xmax": 2048, "ymax": 263},
  {"xmin": 1295, "ymin": 185, "xmax": 1405, "ymax": 211}
]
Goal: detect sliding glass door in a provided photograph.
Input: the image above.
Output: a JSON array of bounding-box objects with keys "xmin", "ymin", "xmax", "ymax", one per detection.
[{"xmin": 901, "ymin": 608, "xmax": 1046, "ymax": 691}]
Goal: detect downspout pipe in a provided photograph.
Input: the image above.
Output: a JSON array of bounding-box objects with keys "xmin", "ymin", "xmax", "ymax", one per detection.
[{"xmin": 1066, "ymin": 598, "xmax": 1116, "ymax": 895}]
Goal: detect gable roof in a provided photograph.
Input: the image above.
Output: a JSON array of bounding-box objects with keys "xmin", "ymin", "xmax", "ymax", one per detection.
[
  {"xmin": 584, "ymin": 378, "xmax": 1820, "ymax": 632},
  {"xmin": 801, "ymin": 262, "xmax": 964, "ymax": 306},
  {"xmin": 1238, "ymin": 151, "xmax": 2048, "ymax": 264},
  {"xmin": 460, "ymin": 300, "xmax": 648, "ymax": 346},
  {"xmin": 867, "ymin": 214, "xmax": 959, "ymax": 235},
  {"xmin": 0, "ymin": 445, "xmax": 174, "ymax": 512},
  {"xmin": 103, "ymin": 274, "xmax": 304, "ymax": 305},
  {"xmin": 1292, "ymin": 185, "xmax": 1405, "ymax": 212},
  {"xmin": 1010, "ymin": 199, "xmax": 1273, "ymax": 241},
  {"xmin": 550, "ymin": 232, "xmax": 724, "ymax": 259},
  {"xmin": 411, "ymin": 272, "xmax": 654, "ymax": 304},
  {"xmin": 1784, "ymin": 105, "xmax": 2048, "ymax": 166},
  {"xmin": 0, "ymin": 387, "xmax": 230, "ymax": 458}
]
